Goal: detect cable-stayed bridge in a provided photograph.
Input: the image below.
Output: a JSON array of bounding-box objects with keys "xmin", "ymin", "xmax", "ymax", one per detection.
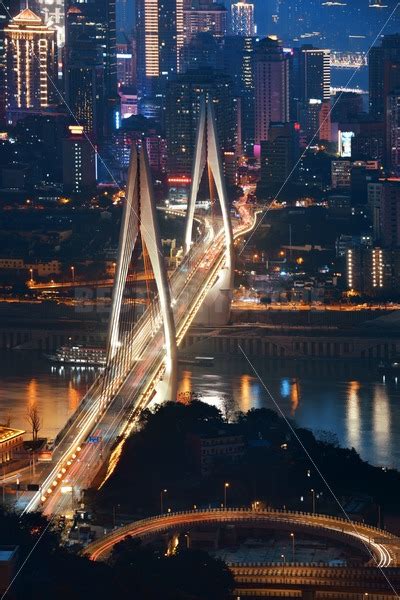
[{"xmin": 19, "ymin": 100, "xmax": 259, "ymax": 515}]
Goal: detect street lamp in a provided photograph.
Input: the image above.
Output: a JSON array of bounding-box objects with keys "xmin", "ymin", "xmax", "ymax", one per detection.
[
  {"xmin": 290, "ymin": 532, "xmax": 295, "ymax": 562},
  {"xmin": 310, "ymin": 488, "xmax": 316, "ymax": 514},
  {"xmin": 281, "ymin": 554, "xmax": 286, "ymax": 565},
  {"xmin": 29, "ymin": 268, "xmax": 33, "ymax": 283},
  {"xmin": 224, "ymin": 482, "xmax": 230, "ymax": 509},
  {"xmin": 71, "ymin": 266, "xmax": 75, "ymax": 283},
  {"xmin": 160, "ymin": 488, "xmax": 167, "ymax": 513}
]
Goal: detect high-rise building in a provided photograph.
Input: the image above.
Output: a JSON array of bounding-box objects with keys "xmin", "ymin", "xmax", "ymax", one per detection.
[
  {"xmin": 259, "ymin": 121, "xmax": 299, "ymax": 198},
  {"xmin": 183, "ymin": 0, "xmax": 226, "ymax": 43},
  {"xmin": 136, "ymin": 0, "xmax": 184, "ymax": 113},
  {"xmin": 370, "ymin": 178, "xmax": 400, "ymax": 247},
  {"xmin": 117, "ymin": 34, "xmax": 136, "ymax": 87},
  {"xmin": 298, "ymin": 98, "xmax": 331, "ymax": 146},
  {"xmin": 166, "ymin": 68, "xmax": 236, "ymax": 176},
  {"xmin": 63, "ymin": 124, "xmax": 96, "ymax": 194},
  {"xmin": 223, "ymin": 35, "xmax": 257, "ymax": 153},
  {"xmin": 351, "ymin": 120, "xmax": 385, "ymax": 163},
  {"xmin": 34, "ymin": 0, "xmax": 65, "ymax": 47},
  {"xmin": 182, "ymin": 31, "xmax": 221, "ymax": 71},
  {"xmin": 369, "ymin": 34, "xmax": 400, "ymax": 120},
  {"xmin": 298, "ymin": 46, "xmax": 330, "ymax": 103},
  {"xmin": 386, "ymin": 90, "xmax": 400, "ymax": 175},
  {"xmin": 254, "ymin": 36, "xmax": 289, "ymax": 147},
  {"xmin": 0, "ymin": 1, "xmax": 20, "ymax": 123},
  {"xmin": 231, "ymin": 1, "xmax": 254, "ymax": 36},
  {"xmin": 65, "ymin": 5, "xmax": 105, "ymax": 139},
  {"xmin": 331, "ymin": 91, "xmax": 364, "ymax": 123},
  {"xmin": 5, "ymin": 8, "xmax": 57, "ymax": 123}
]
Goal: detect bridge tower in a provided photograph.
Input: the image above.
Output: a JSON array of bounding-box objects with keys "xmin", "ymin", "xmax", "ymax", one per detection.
[
  {"xmin": 108, "ymin": 145, "xmax": 177, "ymax": 401},
  {"xmin": 184, "ymin": 97, "xmax": 234, "ymax": 326}
]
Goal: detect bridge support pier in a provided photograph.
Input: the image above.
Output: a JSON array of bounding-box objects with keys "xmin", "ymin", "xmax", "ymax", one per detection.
[{"xmin": 194, "ymin": 264, "xmax": 233, "ymax": 326}]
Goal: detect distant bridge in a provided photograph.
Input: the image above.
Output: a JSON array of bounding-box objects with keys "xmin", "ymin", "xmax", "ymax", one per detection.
[{"xmin": 86, "ymin": 508, "xmax": 400, "ymax": 598}]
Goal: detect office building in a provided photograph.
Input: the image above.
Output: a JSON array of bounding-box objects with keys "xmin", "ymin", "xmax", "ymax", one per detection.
[
  {"xmin": 136, "ymin": 0, "xmax": 184, "ymax": 111},
  {"xmin": 183, "ymin": 1, "xmax": 226, "ymax": 43},
  {"xmin": 0, "ymin": 1, "xmax": 20, "ymax": 123},
  {"xmin": 346, "ymin": 246, "xmax": 400, "ymax": 297},
  {"xmin": 369, "ymin": 34, "xmax": 400, "ymax": 120},
  {"xmin": 231, "ymin": 1, "xmax": 254, "ymax": 36},
  {"xmin": 63, "ymin": 125, "xmax": 96, "ymax": 194},
  {"xmin": 117, "ymin": 34, "xmax": 136, "ymax": 87},
  {"xmin": 254, "ymin": 36, "xmax": 289, "ymax": 147},
  {"xmin": 297, "ymin": 46, "xmax": 330, "ymax": 104},
  {"xmin": 223, "ymin": 35, "xmax": 257, "ymax": 153},
  {"xmin": 5, "ymin": 8, "xmax": 57, "ymax": 123},
  {"xmin": 299, "ymin": 98, "xmax": 331, "ymax": 145},
  {"xmin": 386, "ymin": 90, "xmax": 400, "ymax": 175},
  {"xmin": 331, "ymin": 160, "xmax": 351, "ymax": 189},
  {"xmin": 65, "ymin": 6, "xmax": 104, "ymax": 139},
  {"xmin": 259, "ymin": 122, "xmax": 300, "ymax": 198},
  {"xmin": 66, "ymin": 0, "xmax": 117, "ymax": 102},
  {"xmin": 34, "ymin": 0, "xmax": 65, "ymax": 46},
  {"xmin": 369, "ymin": 178, "xmax": 400, "ymax": 247},
  {"xmin": 166, "ymin": 68, "xmax": 236, "ymax": 176},
  {"xmin": 331, "ymin": 92, "xmax": 364, "ymax": 123}
]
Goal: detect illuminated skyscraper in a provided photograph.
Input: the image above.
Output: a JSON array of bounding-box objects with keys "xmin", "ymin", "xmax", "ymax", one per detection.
[
  {"xmin": 5, "ymin": 7, "xmax": 57, "ymax": 122},
  {"xmin": 298, "ymin": 46, "xmax": 330, "ymax": 103},
  {"xmin": 34, "ymin": 0, "xmax": 65, "ymax": 46},
  {"xmin": 0, "ymin": 1, "xmax": 20, "ymax": 123},
  {"xmin": 183, "ymin": 0, "xmax": 226, "ymax": 43},
  {"xmin": 254, "ymin": 36, "xmax": 289, "ymax": 147},
  {"xmin": 65, "ymin": 6, "xmax": 104, "ymax": 139},
  {"xmin": 231, "ymin": 1, "xmax": 254, "ymax": 36},
  {"xmin": 66, "ymin": 0, "xmax": 117, "ymax": 99},
  {"xmin": 136, "ymin": 0, "xmax": 184, "ymax": 110},
  {"xmin": 166, "ymin": 68, "xmax": 236, "ymax": 176},
  {"xmin": 386, "ymin": 90, "xmax": 400, "ymax": 175},
  {"xmin": 224, "ymin": 35, "xmax": 257, "ymax": 152},
  {"xmin": 63, "ymin": 124, "xmax": 96, "ymax": 194}
]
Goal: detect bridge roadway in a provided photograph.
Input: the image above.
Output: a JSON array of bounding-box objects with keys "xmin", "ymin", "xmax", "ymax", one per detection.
[
  {"xmin": 85, "ymin": 508, "xmax": 400, "ymax": 596},
  {"xmin": 19, "ymin": 206, "xmax": 258, "ymax": 515},
  {"xmin": 85, "ymin": 508, "xmax": 400, "ymax": 568}
]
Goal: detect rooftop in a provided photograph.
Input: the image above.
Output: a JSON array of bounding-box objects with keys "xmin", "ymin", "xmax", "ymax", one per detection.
[
  {"xmin": 0, "ymin": 426, "xmax": 25, "ymax": 444},
  {"xmin": 13, "ymin": 8, "xmax": 42, "ymax": 24}
]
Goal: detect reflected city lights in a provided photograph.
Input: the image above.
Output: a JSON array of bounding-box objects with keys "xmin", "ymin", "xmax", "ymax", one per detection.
[{"xmin": 346, "ymin": 380, "xmax": 361, "ymax": 449}]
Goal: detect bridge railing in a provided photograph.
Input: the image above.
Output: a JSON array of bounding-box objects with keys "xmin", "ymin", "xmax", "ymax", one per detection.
[{"xmin": 86, "ymin": 506, "xmax": 399, "ymax": 559}]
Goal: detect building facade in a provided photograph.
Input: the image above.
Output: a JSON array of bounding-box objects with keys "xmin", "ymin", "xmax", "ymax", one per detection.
[
  {"xmin": 4, "ymin": 8, "xmax": 57, "ymax": 122},
  {"xmin": 231, "ymin": 0, "xmax": 254, "ymax": 36},
  {"xmin": 254, "ymin": 36, "xmax": 289, "ymax": 147},
  {"xmin": 166, "ymin": 68, "xmax": 236, "ymax": 176}
]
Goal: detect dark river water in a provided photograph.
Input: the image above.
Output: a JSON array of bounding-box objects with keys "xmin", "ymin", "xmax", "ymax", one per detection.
[{"xmin": 0, "ymin": 351, "xmax": 398, "ymax": 469}]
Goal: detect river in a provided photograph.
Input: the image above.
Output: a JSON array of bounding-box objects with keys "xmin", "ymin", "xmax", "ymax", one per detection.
[{"xmin": 1, "ymin": 351, "xmax": 398, "ymax": 469}]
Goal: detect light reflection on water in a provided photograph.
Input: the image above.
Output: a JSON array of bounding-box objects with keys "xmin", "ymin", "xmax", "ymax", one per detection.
[
  {"xmin": 177, "ymin": 357, "xmax": 400, "ymax": 469},
  {"xmin": 0, "ymin": 351, "xmax": 98, "ymax": 439},
  {"xmin": 0, "ymin": 350, "xmax": 398, "ymax": 469}
]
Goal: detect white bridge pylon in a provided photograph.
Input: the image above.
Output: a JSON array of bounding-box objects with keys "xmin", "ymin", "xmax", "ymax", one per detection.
[
  {"xmin": 185, "ymin": 97, "xmax": 234, "ymax": 269},
  {"xmin": 185, "ymin": 97, "xmax": 234, "ymax": 325},
  {"xmin": 108, "ymin": 145, "xmax": 177, "ymax": 401}
]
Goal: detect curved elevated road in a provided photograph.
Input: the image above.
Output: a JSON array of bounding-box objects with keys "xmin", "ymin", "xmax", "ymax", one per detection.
[{"xmin": 86, "ymin": 508, "xmax": 400, "ymax": 568}]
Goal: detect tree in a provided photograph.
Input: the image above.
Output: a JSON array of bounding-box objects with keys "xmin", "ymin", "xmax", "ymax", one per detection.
[{"xmin": 26, "ymin": 406, "xmax": 41, "ymax": 442}]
